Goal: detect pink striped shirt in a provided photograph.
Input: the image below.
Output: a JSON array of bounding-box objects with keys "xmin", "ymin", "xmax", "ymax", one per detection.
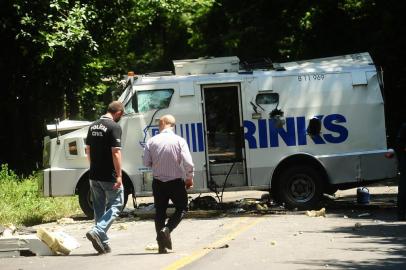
[{"xmin": 143, "ymin": 128, "xmax": 194, "ymax": 181}]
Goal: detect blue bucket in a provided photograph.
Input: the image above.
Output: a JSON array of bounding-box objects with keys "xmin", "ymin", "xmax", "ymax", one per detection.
[{"xmin": 357, "ymin": 187, "xmax": 370, "ymax": 204}]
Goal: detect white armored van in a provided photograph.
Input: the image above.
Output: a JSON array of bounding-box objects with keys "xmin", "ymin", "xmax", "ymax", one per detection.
[{"xmin": 40, "ymin": 52, "xmax": 398, "ymax": 217}]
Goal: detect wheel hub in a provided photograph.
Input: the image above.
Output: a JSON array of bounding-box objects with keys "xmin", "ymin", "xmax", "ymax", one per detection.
[{"xmin": 289, "ymin": 175, "xmax": 315, "ymax": 202}]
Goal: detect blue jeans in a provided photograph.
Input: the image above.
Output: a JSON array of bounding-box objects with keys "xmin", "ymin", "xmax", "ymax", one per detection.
[{"xmin": 89, "ymin": 180, "xmax": 124, "ymax": 244}]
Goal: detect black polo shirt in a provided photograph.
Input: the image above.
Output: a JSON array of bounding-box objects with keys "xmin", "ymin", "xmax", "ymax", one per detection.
[{"xmin": 86, "ymin": 116, "xmax": 122, "ymax": 182}]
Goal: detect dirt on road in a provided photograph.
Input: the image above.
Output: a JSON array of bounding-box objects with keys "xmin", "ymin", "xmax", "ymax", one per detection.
[{"xmin": 1, "ymin": 185, "xmax": 405, "ymax": 270}]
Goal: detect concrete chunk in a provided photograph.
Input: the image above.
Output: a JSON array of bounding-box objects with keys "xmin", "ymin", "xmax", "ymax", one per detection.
[{"xmin": 0, "ymin": 235, "xmax": 53, "ymax": 257}]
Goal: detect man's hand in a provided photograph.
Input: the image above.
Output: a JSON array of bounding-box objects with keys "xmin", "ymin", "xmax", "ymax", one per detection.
[
  {"xmin": 113, "ymin": 176, "xmax": 123, "ymax": 190},
  {"xmin": 185, "ymin": 178, "xmax": 193, "ymax": 190}
]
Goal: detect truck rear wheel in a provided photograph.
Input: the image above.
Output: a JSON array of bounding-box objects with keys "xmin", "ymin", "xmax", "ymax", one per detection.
[
  {"xmin": 77, "ymin": 178, "xmax": 130, "ymax": 219},
  {"xmin": 274, "ymin": 166, "xmax": 323, "ymax": 210}
]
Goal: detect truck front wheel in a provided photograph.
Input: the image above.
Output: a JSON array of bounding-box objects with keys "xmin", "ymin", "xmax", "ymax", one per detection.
[
  {"xmin": 77, "ymin": 178, "xmax": 130, "ymax": 219},
  {"xmin": 274, "ymin": 166, "xmax": 323, "ymax": 210},
  {"xmin": 78, "ymin": 179, "xmax": 94, "ymax": 219}
]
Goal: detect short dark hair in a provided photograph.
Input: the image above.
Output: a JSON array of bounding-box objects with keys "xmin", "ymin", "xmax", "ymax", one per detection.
[{"xmin": 107, "ymin": 101, "xmax": 124, "ymax": 113}]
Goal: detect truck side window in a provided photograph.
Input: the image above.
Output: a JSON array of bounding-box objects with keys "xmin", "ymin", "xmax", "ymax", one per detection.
[
  {"xmin": 126, "ymin": 89, "xmax": 174, "ymax": 113},
  {"xmin": 256, "ymin": 93, "xmax": 279, "ymax": 105}
]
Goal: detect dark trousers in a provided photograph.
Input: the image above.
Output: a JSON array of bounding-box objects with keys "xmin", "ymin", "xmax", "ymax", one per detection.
[{"xmin": 152, "ymin": 178, "xmax": 188, "ymax": 235}]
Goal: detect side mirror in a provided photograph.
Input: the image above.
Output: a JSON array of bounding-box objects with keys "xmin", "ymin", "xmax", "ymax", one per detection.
[{"xmin": 307, "ymin": 117, "xmax": 321, "ymax": 136}]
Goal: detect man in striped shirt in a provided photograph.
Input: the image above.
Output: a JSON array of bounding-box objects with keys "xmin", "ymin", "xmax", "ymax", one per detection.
[{"xmin": 143, "ymin": 114, "xmax": 194, "ymax": 253}]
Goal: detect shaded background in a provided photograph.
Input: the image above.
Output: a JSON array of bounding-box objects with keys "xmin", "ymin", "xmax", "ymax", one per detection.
[{"xmin": 0, "ymin": 0, "xmax": 405, "ymax": 174}]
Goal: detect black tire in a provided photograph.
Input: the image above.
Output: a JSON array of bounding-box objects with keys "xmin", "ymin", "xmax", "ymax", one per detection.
[
  {"xmin": 324, "ymin": 185, "xmax": 338, "ymax": 195},
  {"xmin": 274, "ymin": 166, "xmax": 323, "ymax": 210},
  {"xmin": 78, "ymin": 179, "xmax": 94, "ymax": 219},
  {"xmin": 77, "ymin": 177, "xmax": 130, "ymax": 219}
]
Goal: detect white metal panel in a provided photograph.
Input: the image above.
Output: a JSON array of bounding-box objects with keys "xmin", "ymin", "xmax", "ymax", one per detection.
[
  {"xmin": 46, "ymin": 120, "xmax": 91, "ymax": 132},
  {"xmin": 256, "ymin": 73, "xmax": 273, "ymax": 91},
  {"xmin": 179, "ymin": 80, "xmax": 195, "ymax": 96},
  {"xmin": 173, "ymin": 56, "xmax": 239, "ymax": 75},
  {"xmin": 318, "ymin": 150, "xmax": 398, "ymax": 184},
  {"xmin": 352, "ymin": 71, "xmax": 368, "ymax": 85},
  {"xmin": 360, "ymin": 151, "xmax": 398, "ymax": 180},
  {"xmin": 281, "ymin": 52, "xmax": 373, "ymax": 72},
  {"xmin": 48, "ymin": 168, "xmax": 87, "ymax": 196}
]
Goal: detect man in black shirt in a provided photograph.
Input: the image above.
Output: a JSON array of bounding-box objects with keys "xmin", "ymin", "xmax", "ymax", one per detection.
[{"xmin": 85, "ymin": 101, "xmax": 124, "ymax": 254}]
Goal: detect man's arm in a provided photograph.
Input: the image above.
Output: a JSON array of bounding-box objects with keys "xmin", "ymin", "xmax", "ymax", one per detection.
[
  {"xmin": 180, "ymin": 140, "xmax": 194, "ymax": 189},
  {"xmin": 85, "ymin": 145, "xmax": 91, "ymax": 163},
  {"xmin": 143, "ymin": 142, "xmax": 152, "ymax": 167},
  {"xmin": 85, "ymin": 127, "xmax": 92, "ymax": 164},
  {"xmin": 112, "ymin": 147, "xmax": 122, "ymax": 190}
]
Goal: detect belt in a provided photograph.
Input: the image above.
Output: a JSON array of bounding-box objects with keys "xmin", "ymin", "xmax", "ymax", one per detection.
[{"xmin": 153, "ymin": 178, "xmax": 182, "ymax": 181}]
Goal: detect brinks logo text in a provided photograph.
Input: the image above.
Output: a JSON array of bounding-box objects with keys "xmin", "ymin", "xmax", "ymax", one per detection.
[{"xmin": 244, "ymin": 113, "xmax": 348, "ymax": 149}]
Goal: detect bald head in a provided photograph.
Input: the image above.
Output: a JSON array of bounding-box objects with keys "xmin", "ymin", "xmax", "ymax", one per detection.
[
  {"xmin": 107, "ymin": 101, "xmax": 124, "ymax": 113},
  {"xmin": 159, "ymin": 114, "xmax": 176, "ymax": 131}
]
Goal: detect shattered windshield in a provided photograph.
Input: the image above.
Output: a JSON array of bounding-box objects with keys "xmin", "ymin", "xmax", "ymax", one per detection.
[{"xmin": 125, "ymin": 89, "xmax": 174, "ymax": 114}]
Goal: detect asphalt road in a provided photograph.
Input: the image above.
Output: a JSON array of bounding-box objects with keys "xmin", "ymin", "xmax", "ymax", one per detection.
[{"xmin": 1, "ymin": 186, "xmax": 406, "ymax": 270}]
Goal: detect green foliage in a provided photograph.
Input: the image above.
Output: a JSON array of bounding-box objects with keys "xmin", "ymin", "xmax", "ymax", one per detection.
[
  {"xmin": 0, "ymin": 164, "xmax": 81, "ymax": 226},
  {"xmin": 1, "ymin": 0, "xmax": 405, "ymax": 175},
  {"xmin": 40, "ymin": 1, "xmax": 98, "ymax": 60}
]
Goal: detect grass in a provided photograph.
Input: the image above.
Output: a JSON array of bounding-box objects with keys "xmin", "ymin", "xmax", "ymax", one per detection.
[{"xmin": 0, "ymin": 164, "xmax": 81, "ymax": 226}]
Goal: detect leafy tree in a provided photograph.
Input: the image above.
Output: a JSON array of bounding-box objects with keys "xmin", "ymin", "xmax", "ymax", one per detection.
[{"xmin": 1, "ymin": 0, "xmax": 405, "ymax": 174}]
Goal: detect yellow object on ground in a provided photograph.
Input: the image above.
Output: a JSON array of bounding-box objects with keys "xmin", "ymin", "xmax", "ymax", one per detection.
[
  {"xmin": 305, "ymin": 208, "xmax": 326, "ymax": 217},
  {"xmin": 36, "ymin": 228, "xmax": 78, "ymax": 255}
]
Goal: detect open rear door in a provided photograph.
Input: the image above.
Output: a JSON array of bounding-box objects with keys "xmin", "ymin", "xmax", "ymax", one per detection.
[{"xmin": 202, "ymin": 84, "xmax": 247, "ymax": 190}]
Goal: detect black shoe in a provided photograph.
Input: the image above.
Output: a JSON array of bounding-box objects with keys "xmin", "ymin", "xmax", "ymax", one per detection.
[
  {"xmin": 103, "ymin": 243, "xmax": 111, "ymax": 253},
  {"xmin": 157, "ymin": 234, "xmax": 167, "ymax": 254},
  {"xmin": 86, "ymin": 231, "xmax": 106, "ymax": 254},
  {"xmin": 159, "ymin": 227, "xmax": 172, "ymax": 250},
  {"xmin": 158, "ymin": 247, "xmax": 168, "ymax": 254}
]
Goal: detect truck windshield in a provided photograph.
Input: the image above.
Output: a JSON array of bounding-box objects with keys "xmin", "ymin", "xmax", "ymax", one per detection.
[{"xmin": 124, "ymin": 89, "xmax": 174, "ymax": 114}]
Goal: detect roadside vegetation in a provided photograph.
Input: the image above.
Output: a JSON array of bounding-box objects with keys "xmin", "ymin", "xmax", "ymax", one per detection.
[
  {"xmin": 0, "ymin": 164, "xmax": 81, "ymax": 226},
  {"xmin": 2, "ymin": 1, "xmax": 405, "ymax": 176}
]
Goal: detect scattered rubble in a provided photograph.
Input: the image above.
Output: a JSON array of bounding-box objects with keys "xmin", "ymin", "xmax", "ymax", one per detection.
[
  {"xmin": 1, "ymin": 189, "xmax": 397, "ymax": 259},
  {"xmin": 1, "ymin": 224, "xmax": 17, "ymax": 238},
  {"xmin": 204, "ymin": 244, "xmax": 229, "ymax": 249},
  {"xmin": 115, "ymin": 224, "xmax": 128, "ymax": 230},
  {"xmin": 357, "ymin": 213, "xmax": 371, "ymax": 217},
  {"xmin": 145, "ymin": 243, "xmax": 158, "ymax": 251},
  {"xmin": 305, "ymin": 208, "xmax": 326, "ymax": 217},
  {"xmin": 189, "ymin": 196, "xmax": 218, "ymax": 210},
  {"xmin": 56, "ymin": 218, "xmax": 75, "ymax": 225},
  {"xmin": 127, "ymin": 195, "xmax": 285, "ymax": 219},
  {"xmin": 0, "ymin": 235, "xmax": 53, "ymax": 257},
  {"xmin": 229, "ymin": 208, "xmax": 245, "ymax": 214},
  {"xmin": 0, "ymin": 224, "xmax": 80, "ymax": 257},
  {"xmin": 354, "ymin": 222, "xmax": 362, "ymax": 228},
  {"xmin": 36, "ymin": 228, "xmax": 80, "ymax": 255}
]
